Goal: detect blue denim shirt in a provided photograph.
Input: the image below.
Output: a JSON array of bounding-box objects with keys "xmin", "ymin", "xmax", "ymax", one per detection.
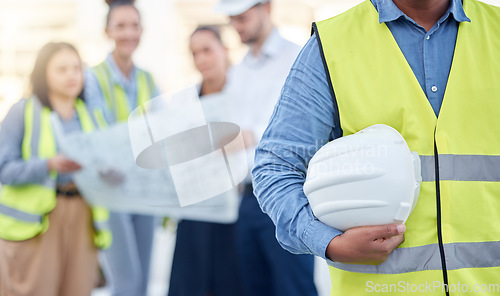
[{"xmin": 252, "ymin": 0, "xmax": 470, "ymax": 260}]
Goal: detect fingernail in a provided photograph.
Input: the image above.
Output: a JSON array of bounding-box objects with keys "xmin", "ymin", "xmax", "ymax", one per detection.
[{"xmin": 397, "ymin": 224, "xmax": 406, "ymax": 234}]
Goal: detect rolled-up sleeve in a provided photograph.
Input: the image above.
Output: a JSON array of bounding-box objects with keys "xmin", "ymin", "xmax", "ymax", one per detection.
[
  {"xmin": 0, "ymin": 100, "xmax": 49, "ymax": 185},
  {"xmin": 252, "ymin": 35, "xmax": 343, "ymax": 260}
]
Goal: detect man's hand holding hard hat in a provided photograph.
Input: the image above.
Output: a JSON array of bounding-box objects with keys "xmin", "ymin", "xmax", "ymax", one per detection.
[
  {"xmin": 303, "ymin": 124, "xmax": 422, "ymax": 264},
  {"xmin": 326, "ymin": 223, "xmax": 406, "ymax": 265}
]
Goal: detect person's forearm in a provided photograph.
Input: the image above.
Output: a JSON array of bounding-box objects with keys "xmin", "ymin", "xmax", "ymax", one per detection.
[
  {"xmin": 0, "ymin": 158, "xmax": 49, "ymax": 186},
  {"xmin": 252, "ymin": 34, "xmax": 344, "ymax": 259},
  {"xmin": 0, "ymin": 99, "xmax": 51, "ymax": 186},
  {"xmin": 253, "ymin": 146, "xmax": 342, "ymax": 258}
]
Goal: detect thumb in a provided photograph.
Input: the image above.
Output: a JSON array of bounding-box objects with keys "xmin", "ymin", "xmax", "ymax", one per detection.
[{"xmin": 371, "ymin": 224, "xmax": 406, "ymax": 239}]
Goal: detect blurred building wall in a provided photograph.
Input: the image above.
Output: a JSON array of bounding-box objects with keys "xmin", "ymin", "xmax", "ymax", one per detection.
[
  {"xmin": 0, "ymin": 0, "xmax": 498, "ymax": 120},
  {"xmin": 0, "ymin": 0, "xmax": 364, "ymax": 119}
]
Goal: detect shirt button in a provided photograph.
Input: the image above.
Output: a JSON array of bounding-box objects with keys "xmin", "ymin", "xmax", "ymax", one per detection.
[
  {"xmin": 426, "ymin": 35, "xmax": 430, "ymax": 40},
  {"xmin": 431, "ymin": 86, "xmax": 438, "ymax": 92}
]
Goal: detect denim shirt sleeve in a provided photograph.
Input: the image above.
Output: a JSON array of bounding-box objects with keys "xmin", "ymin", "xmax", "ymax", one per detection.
[
  {"xmin": 84, "ymin": 70, "xmax": 112, "ymax": 124},
  {"xmin": 0, "ymin": 100, "xmax": 49, "ymax": 185},
  {"xmin": 252, "ymin": 35, "xmax": 343, "ymax": 260},
  {"xmin": 149, "ymin": 73, "xmax": 161, "ymax": 98}
]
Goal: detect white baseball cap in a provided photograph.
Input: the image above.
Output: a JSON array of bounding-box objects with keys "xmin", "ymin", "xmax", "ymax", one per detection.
[{"xmin": 215, "ymin": 0, "xmax": 269, "ymax": 16}]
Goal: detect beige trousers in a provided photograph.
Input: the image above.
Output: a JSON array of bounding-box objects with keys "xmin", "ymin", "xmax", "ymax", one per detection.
[{"xmin": 0, "ymin": 195, "xmax": 98, "ymax": 296}]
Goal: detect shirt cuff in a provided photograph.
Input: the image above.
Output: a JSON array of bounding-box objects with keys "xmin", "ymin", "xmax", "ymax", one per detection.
[
  {"xmin": 303, "ymin": 218, "xmax": 343, "ymax": 261},
  {"xmin": 33, "ymin": 158, "xmax": 50, "ymax": 180}
]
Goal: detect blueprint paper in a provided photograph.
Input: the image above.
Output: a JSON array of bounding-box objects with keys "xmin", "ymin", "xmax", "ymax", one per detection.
[{"xmin": 54, "ymin": 88, "xmax": 247, "ymax": 223}]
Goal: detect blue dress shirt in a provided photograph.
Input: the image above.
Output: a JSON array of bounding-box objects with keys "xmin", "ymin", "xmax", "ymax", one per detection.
[{"xmin": 252, "ymin": 0, "xmax": 470, "ymax": 260}]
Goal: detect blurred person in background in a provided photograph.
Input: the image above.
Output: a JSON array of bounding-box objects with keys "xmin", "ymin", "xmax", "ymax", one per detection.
[
  {"xmin": 0, "ymin": 42, "xmax": 112, "ymax": 296},
  {"xmin": 167, "ymin": 26, "xmax": 242, "ymax": 296},
  {"xmin": 215, "ymin": 0, "xmax": 318, "ymax": 295},
  {"xmin": 84, "ymin": 0, "xmax": 159, "ymax": 295}
]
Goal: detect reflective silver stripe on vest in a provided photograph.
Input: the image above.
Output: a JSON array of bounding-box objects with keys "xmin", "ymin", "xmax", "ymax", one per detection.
[
  {"xmin": 420, "ymin": 155, "xmax": 500, "ymax": 182},
  {"xmin": 30, "ymin": 98, "xmax": 56, "ymax": 190},
  {"xmin": 329, "ymin": 241, "xmax": 500, "ymax": 274},
  {"xmin": 0, "ymin": 203, "xmax": 43, "ymax": 223},
  {"xmin": 30, "ymin": 98, "xmax": 42, "ymax": 159},
  {"xmin": 94, "ymin": 221, "xmax": 109, "ymax": 231}
]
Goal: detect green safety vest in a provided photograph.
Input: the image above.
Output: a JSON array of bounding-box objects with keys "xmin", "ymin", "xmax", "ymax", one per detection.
[
  {"xmin": 0, "ymin": 98, "xmax": 112, "ymax": 249},
  {"xmin": 314, "ymin": 0, "xmax": 500, "ymax": 295},
  {"xmin": 91, "ymin": 61, "xmax": 155, "ymax": 123}
]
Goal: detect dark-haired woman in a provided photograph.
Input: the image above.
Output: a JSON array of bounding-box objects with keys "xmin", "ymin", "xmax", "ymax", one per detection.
[
  {"xmin": 84, "ymin": 1, "xmax": 159, "ymax": 295},
  {"xmin": 167, "ymin": 26, "xmax": 242, "ymax": 296},
  {"xmin": 0, "ymin": 42, "xmax": 111, "ymax": 296}
]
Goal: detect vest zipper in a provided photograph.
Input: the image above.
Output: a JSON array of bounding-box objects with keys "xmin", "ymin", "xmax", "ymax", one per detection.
[{"xmin": 434, "ymin": 142, "xmax": 450, "ymax": 296}]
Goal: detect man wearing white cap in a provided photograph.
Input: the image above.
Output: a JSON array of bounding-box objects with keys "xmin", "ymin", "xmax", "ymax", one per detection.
[{"xmin": 215, "ymin": 1, "xmax": 317, "ymax": 296}]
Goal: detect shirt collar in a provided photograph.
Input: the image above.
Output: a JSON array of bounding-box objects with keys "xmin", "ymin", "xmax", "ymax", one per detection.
[
  {"xmin": 105, "ymin": 53, "xmax": 136, "ymax": 84},
  {"xmin": 370, "ymin": 0, "xmax": 470, "ymax": 24},
  {"xmin": 248, "ymin": 27, "xmax": 283, "ymax": 59}
]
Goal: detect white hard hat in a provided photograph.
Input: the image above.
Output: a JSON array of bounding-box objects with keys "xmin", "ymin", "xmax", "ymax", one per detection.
[
  {"xmin": 215, "ymin": 0, "xmax": 269, "ymax": 16},
  {"xmin": 303, "ymin": 124, "xmax": 422, "ymax": 231}
]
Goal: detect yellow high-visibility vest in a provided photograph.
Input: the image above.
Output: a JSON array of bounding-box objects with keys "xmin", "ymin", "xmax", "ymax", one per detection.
[
  {"xmin": 314, "ymin": 0, "xmax": 500, "ymax": 294},
  {"xmin": 0, "ymin": 98, "xmax": 112, "ymax": 249},
  {"xmin": 91, "ymin": 61, "xmax": 155, "ymax": 123}
]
